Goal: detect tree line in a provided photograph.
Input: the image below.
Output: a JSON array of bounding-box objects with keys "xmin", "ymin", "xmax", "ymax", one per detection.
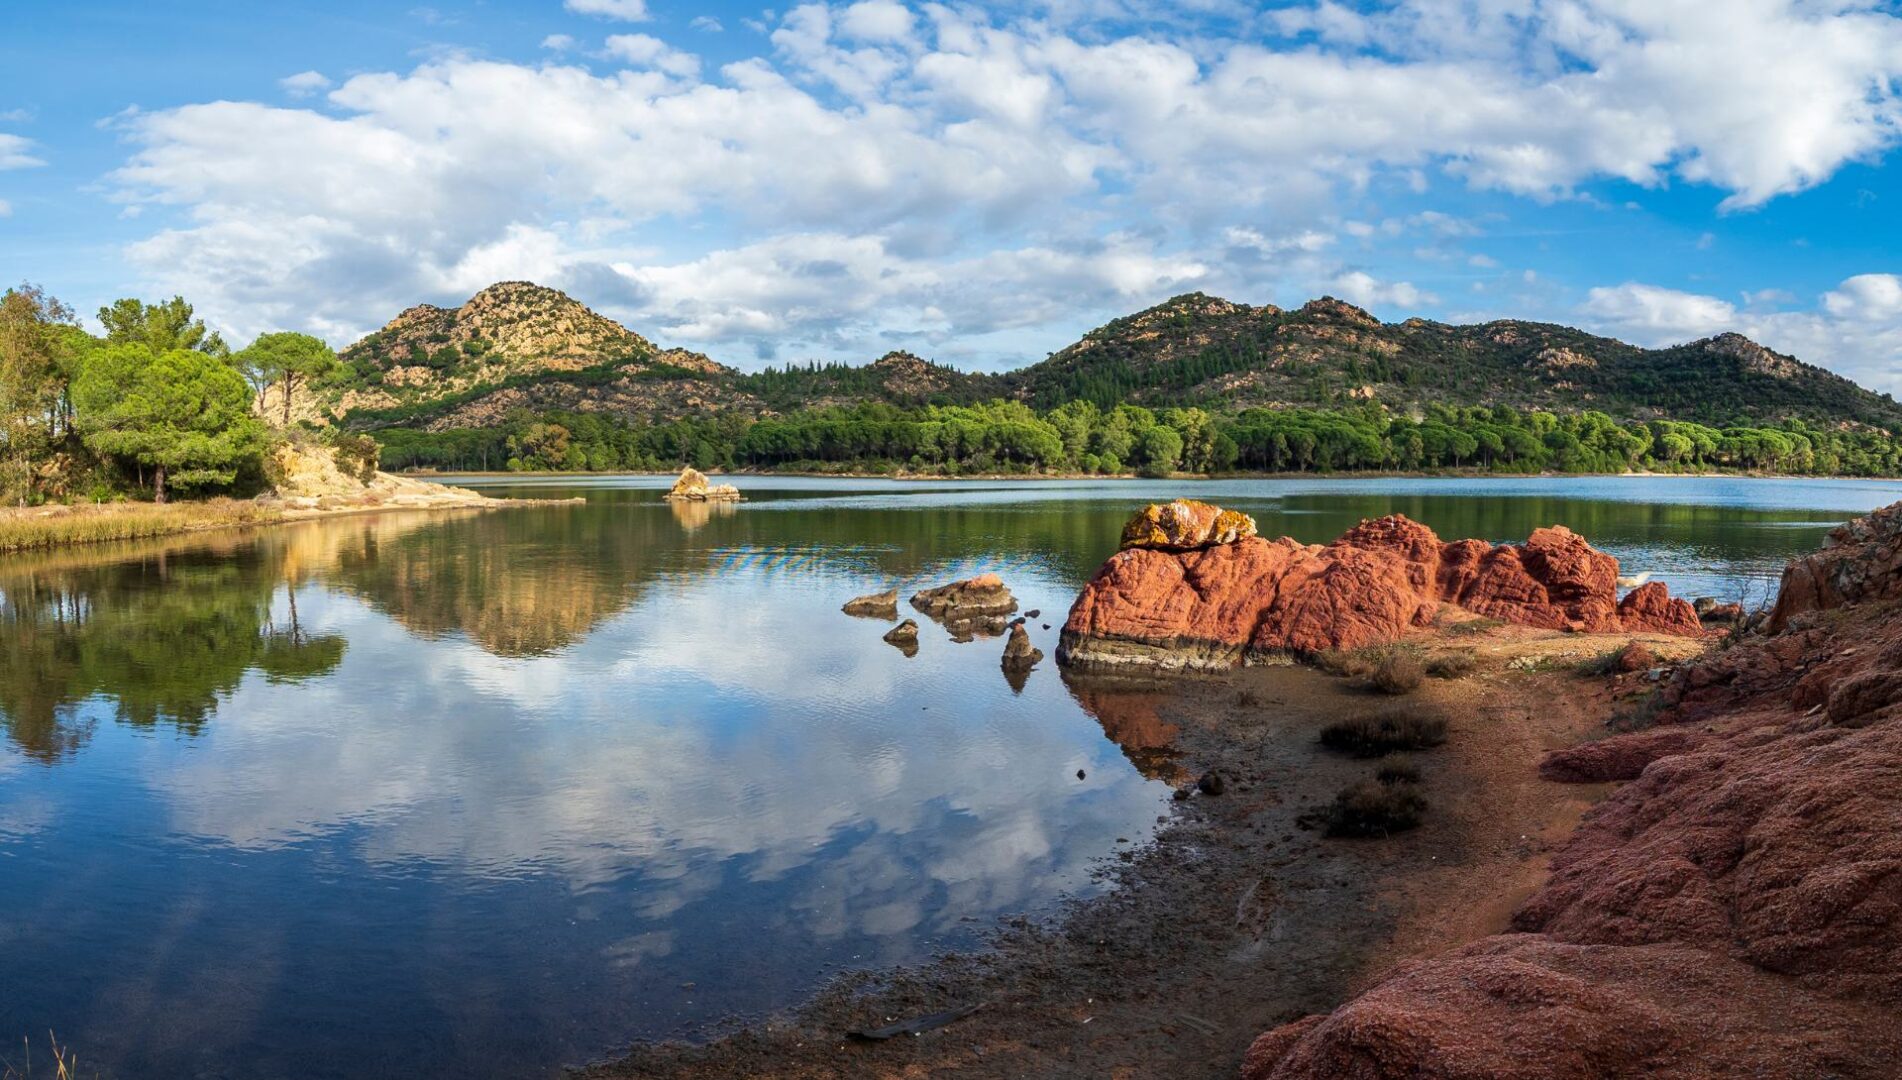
[
  {"xmin": 1, "ymin": 284, "xmax": 343, "ymax": 504},
  {"xmin": 376, "ymin": 399, "xmax": 1902, "ymax": 478}
]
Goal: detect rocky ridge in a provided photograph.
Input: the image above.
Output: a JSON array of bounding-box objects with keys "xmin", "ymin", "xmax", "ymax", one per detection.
[{"xmin": 1060, "ymin": 507, "xmax": 1701, "ymax": 672}]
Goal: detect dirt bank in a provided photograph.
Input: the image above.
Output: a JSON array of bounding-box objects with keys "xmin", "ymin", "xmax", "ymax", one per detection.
[{"xmin": 586, "ymin": 625, "xmax": 1703, "ymax": 1079}]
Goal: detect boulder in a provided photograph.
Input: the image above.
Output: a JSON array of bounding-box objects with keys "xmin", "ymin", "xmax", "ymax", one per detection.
[
  {"xmin": 1060, "ymin": 512, "xmax": 1703, "ymax": 672},
  {"xmin": 882, "ymin": 619, "xmax": 919, "ymax": 656},
  {"xmin": 662, "ymin": 466, "xmax": 741, "ymax": 502},
  {"xmin": 1119, "ymin": 499, "xmax": 1258, "ymax": 550},
  {"xmin": 1000, "ymin": 624, "xmax": 1043, "ymax": 672},
  {"xmin": 912, "ymin": 574, "xmax": 1018, "ymax": 622},
  {"xmin": 1612, "ymin": 640, "xmax": 1656, "ymax": 673},
  {"xmin": 842, "ymin": 588, "xmax": 899, "ymax": 619}
]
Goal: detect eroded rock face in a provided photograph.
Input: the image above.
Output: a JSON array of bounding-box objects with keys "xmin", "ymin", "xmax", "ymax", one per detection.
[
  {"xmin": 1245, "ymin": 500, "xmax": 1902, "ymax": 1080},
  {"xmin": 1120, "ymin": 500, "xmax": 1258, "ymax": 551},
  {"xmin": 1060, "ymin": 512, "xmax": 1700, "ymax": 672},
  {"xmin": 662, "ymin": 466, "xmax": 741, "ymax": 502}
]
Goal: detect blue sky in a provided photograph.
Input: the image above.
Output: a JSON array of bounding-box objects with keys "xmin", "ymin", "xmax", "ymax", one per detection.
[{"xmin": 3, "ymin": 0, "xmax": 1900, "ymax": 386}]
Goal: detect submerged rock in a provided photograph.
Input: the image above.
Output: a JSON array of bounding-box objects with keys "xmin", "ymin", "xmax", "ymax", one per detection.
[
  {"xmin": 842, "ymin": 588, "xmax": 900, "ymax": 619},
  {"xmin": 662, "ymin": 466, "xmax": 741, "ymax": 502},
  {"xmin": 1060, "ymin": 511, "xmax": 1703, "ymax": 673}
]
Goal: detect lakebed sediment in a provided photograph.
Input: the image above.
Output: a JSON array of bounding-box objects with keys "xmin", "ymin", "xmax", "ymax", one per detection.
[{"xmin": 587, "ymin": 622, "xmax": 1698, "ymax": 1079}]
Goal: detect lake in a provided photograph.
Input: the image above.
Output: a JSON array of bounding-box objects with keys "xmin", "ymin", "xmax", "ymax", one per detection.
[{"xmin": 4, "ymin": 475, "xmax": 1900, "ymax": 1079}]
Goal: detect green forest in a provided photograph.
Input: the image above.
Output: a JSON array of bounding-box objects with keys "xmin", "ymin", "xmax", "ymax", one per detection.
[
  {"xmin": 376, "ymin": 399, "xmax": 1902, "ymax": 478},
  {"xmin": 0, "ymin": 284, "xmax": 352, "ymax": 505}
]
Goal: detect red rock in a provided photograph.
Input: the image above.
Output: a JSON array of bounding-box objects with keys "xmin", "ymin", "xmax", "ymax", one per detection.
[
  {"xmin": 1060, "ymin": 513, "xmax": 1702, "ymax": 671},
  {"xmin": 1611, "ymin": 640, "xmax": 1656, "ymax": 673},
  {"xmin": 1246, "ymin": 500, "xmax": 1902, "ymax": 1080}
]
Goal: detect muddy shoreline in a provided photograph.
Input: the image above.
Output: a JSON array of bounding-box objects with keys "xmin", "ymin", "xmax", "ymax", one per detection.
[{"xmin": 586, "ymin": 627, "xmax": 1700, "ymax": 1079}]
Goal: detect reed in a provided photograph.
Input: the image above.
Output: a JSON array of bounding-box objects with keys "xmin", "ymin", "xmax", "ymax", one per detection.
[{"xmin": 0, "ymin": 500, "xmax": 282, "ymax": 554}]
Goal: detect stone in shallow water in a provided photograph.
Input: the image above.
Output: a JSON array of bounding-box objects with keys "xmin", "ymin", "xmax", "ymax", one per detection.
[
  {"xmin": 843, "ymin": 588, "xmax": 900, "ymax": 619},
  {"xmin": 911, "ymin": 574, "xmax": 1018, "ymax": 622}
]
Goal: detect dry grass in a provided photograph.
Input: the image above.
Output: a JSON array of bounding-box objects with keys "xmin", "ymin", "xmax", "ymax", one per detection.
[
  {"xmin": 2, "ymin": 1033, "xmax": 85, "ymax": 1079},
  {"xmin": 1323, "ymin": 779, "xmax": 1428, "ymax": 837},
  {"xmin": 1374, "ymin": 754, "xmax": 1423, "ymax": 785},
  {"xmin": 1425, "ymin": 652, "xmax": 1478, "ymax": 679},
  {"xmin": 1319, "ymin": 711, "xmax": 1450, "ymax": 757},
  {"xmin": 1368, "ymin": 649, "xmax": 1426, "ymax": 694},
  {"xmin": 0, "ymin": 499, "xmax": 282, "ymax": 554}
]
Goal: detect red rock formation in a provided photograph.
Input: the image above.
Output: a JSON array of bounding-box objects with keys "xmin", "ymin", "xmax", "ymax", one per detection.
[
  {"xmin": 1243, "ymin": 500, "xmax": 1902, "ymax": 1080},
  {"xmin": 1060, "ymin": 513, "xmax": 1700, "ymax": 671}
]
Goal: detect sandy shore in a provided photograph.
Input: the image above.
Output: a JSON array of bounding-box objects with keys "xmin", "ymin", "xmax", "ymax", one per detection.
[
  {"xmin": 583, "ymin": 624, "xmax": 1706, "ymax": 1079},
  {"xmin": 0, "ymin": 473, "xmax": 580, "ymax": 555}
]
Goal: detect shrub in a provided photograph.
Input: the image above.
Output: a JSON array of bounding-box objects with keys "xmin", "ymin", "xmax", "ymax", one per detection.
[
  {"xmin": 1374, "ymin": 754, "xmax": 1422, "ymax": 786},
  {"xmin": 1426, "ymin": 653, "xmax": 1477, "ymax": 679},
  {"xmin": 1312, "ymin": 648, "xmax": 1373, "ymax": 678},
  {"xmin": 1325, "ymin": 779, "xmax": 1427, "ymax": 837},
  {"xmin": 1319, "ymin": 711, "xmax": 1449, "ymax": 757},
  {"xmin": 1369, "ymin": 649, "xmax": 1426, "ymax": 694}
]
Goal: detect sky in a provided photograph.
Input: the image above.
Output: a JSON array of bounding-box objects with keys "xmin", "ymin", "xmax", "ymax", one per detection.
[{"xmin": 3, "ymin": 0, "xmax": 1901, "ymax": 386}]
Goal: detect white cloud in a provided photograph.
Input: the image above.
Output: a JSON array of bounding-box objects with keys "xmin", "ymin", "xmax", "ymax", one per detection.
[
  {"xmin": 1582, "ymin": 277, "xmax": 1902, "ymax": 392},
  {"xmin": 0, "ymin": 198, "xmax": 11, "ymax": 217},
  {"xmin": 689, "ymin": 15, "xmax": 724, "ymax": 32},
  {"xmin": 1330, "ymin": 270, "xmax": 1436, "ymax": 309},
  {"xmin": 278, "ymin": 70, "xmax": 331, "ymax": 98},
  {"xmin": 97, "ymin": 1, "xmax": 1902, "ymax": 368},
  {"xmin": 602, "ymin": 33, "xmax": 701, "ymax": 78},
  {"xmin": 564, "ymin": 0, "xmax": 648, "ymax": 21},
  {"xmin": 0, "ymin": 133, "xmax": 44, "ymax": 170},
  {"xmin": 540, "ymin": 34, "xmax": 577, "ymax": 51},
  {"xmin": 1824, "ymin": 274, "xmax": 1902, "ymax": 321}
]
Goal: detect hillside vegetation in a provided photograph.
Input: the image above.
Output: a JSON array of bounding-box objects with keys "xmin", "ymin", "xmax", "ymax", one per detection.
[{"xmin": 338, "ymin": 284, "xmax": 1902, "ymax": 479}]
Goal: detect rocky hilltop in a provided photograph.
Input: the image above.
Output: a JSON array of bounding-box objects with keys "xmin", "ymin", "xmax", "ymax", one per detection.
[
  {"xmin": 325, "ymin": 282, "xmax": 750, "ymax": 426},
  {"xmin": 1245, "ymin": 502, "xmax": 1902, "ymax": 1078},
  {"xmin": 1059, "ymin": 502, "xmax": 1701, "ymax": 672},
  {"xmin": 331, "ymin": 282, "xmax": 1902, "ymax": 435}
]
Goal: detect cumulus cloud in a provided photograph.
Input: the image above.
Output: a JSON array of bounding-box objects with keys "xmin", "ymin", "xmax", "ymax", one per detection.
[
  {"xmin": 601, "ymin": 33, "xmax": 701, "ymax": 77},
  {"xmin": 1331, "ymin": 270, "xmax": 1436, "ymax": 309},
  {"xmin": 277, "ymin": 71, "xmax": 332, "ymax": 98},
  {"xmin": 1581, "ymin": 277, "xmax": 1902, "ymax": 392},
  {"xmin": 0, "ymin": 133, "xmax": 44, "ymax": 170},
  {"xmin": 98, "ymin": 1, "xmax": 1902, "ymax": 367}
]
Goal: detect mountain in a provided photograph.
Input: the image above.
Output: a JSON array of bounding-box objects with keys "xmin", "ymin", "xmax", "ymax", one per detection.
[
  {"xmin": 330, "ymin": 283, "xmax": 1902, "ymax": 433},
  {"xmin": 1000, "ymin": 293, "xmax": 1902, "ymax": 428}
]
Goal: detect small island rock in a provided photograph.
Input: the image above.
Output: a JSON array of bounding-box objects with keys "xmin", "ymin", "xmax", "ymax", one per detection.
[
  {"xmin": 663, "ymin": 466, "xmax": 742, "ymax": 502},
  {"xmin": 1001, "ymin": 623, "xmax": 1044, "ymax": 672}
]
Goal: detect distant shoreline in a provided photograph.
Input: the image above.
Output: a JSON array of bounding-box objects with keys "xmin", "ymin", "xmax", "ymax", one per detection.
[{"xmin": 401, "ymin": 467, "xmax": 1902, "ymax": 483}]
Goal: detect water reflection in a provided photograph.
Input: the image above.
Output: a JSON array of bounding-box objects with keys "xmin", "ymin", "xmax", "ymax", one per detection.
[{"xmin": 5, "ymin": 476, "xmax": 1902, "ymax": 1080}]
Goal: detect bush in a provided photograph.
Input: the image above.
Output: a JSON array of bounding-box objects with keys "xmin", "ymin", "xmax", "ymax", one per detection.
[
  {"xmin": 1324, "ymin": 779, "xmax": 1427, "ymax": 837},
  {"xmin": 1312, "ymin": 647, "xmax": 1374, "ymax": 678},
  {"xmin": 1369, "ymin": 649, "xmax": 1426, "ymax": 694},
  {"xmin": 1319, "ymin": 711, "xmax": 1449, "ymax": 757},
  {"xmin": 1374, "ymin": 754, "xmax": 1422, "ymax": 785},
  {"xmin": 1425, "ymin": 653, "xmax": 1476, "ymax": 679},
  {"xmin": 330, "ymin": 432, "xmax": 381, "ymax": 483}
]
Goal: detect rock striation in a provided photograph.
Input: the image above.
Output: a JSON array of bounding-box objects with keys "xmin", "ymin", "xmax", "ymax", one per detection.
[
  {"xmin": 1061, "ymin": 509, "xmax": 1701, "ymax": 672},
  {"xmin": 1243, "ymin": 500, "xmax": 1902, "ymax": 1080},
  {"xmin": 662, "ymin": 466, "xmax": 741, "ymax": 502}
]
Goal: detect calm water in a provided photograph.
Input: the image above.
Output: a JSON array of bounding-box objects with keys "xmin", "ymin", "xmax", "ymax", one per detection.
[{"xmin": 4, "ymin": 475, "xmax": 1901, "ymax": 1079}]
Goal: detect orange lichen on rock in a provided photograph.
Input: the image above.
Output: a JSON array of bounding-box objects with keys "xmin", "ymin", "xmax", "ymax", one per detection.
[
  {"xmin": 1118, "ymin": 499, "xmax": 1258, "ymax": 551},
  {"xmin": 1060, "ymin": 511, "xmax": 1700, "ymax": 671}
]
